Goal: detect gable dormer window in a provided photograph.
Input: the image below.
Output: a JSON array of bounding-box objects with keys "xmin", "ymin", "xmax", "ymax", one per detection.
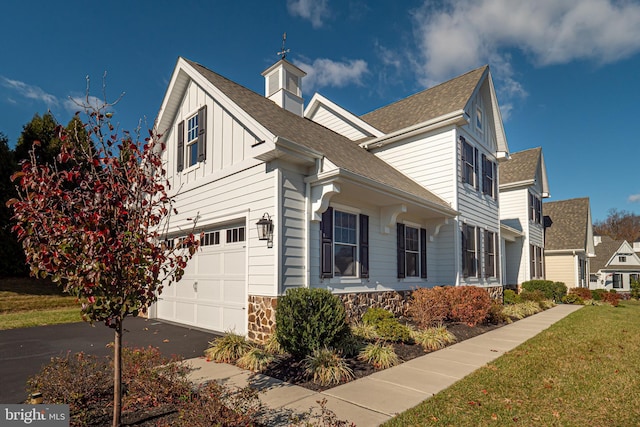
[{"xmin": 176, "ymin": 105, "xmax": 207, "ymax": 172}]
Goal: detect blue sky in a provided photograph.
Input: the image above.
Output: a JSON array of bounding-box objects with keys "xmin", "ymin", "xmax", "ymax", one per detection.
[{"xmin": 1, "ymin": 0, "xmax": 639, "ymax": 222}]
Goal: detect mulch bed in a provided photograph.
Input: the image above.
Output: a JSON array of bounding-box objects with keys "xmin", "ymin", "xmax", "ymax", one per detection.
[{"xmin": 261, "ymin": 321, "xmax": 503, "ymax": 392}]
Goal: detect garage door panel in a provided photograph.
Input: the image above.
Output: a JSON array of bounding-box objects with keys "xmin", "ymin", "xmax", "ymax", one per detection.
[
  {"xmin": 199, "ymin": 252, "xmax": 222, "ymax": 275},
  {"xmin": 197, "ymin": 279, "xmax": 222, "ymax": 300},
  {"xmin": 223, "ymin": 251, "xmax": 245, "ymax": 275},
  {"xmin": 176, "ymin": 280, "xmax": 197, "ymax": 299},
  {"xmin": 222, "ymin": 307, "xmax": 245, "ymax": 333},
  {"xmin": 223, "ymin": 279, "xmax": 246, "ymax": 303},
  {"xmin": 176, "ymin": 301, "xmax": 196, "ymax": 324}
]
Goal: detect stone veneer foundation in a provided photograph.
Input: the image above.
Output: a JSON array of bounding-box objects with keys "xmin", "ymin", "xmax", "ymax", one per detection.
[{"xmin": 246, "ymin": 286, "xmax": 504, "ymax": 343}]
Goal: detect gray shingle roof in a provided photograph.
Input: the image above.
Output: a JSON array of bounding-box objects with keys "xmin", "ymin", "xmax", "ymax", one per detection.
[
  {"xmin": 500, "ymin": 147, "xmax": 541, "ymax": 185},
  {"xmin": 360, "ymin": 66, "xmax": 487, "ymax": 133},
  {"xmin": 544, "ymin": 198, "xmax": 590, "ymax": 251},
  {"xmin": 184, "ymin": 59, "xmax": 454, "ymax": 212}
]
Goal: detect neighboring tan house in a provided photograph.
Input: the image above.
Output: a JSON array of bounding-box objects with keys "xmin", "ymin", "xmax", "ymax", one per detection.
[
  {"xmin": 543, "ymin": 198, "xmax": 595, "ymax": 288},
  {"xmin": 499, "ymin": 147, "xmax": 550, "ymax": 286},
  {"xmin": 589, "ymin": 236, "xmax": 640, "ymax": 291},
  {"xmin": 149, "ymin": 56, "xmax": 509, "ymax": 339}
]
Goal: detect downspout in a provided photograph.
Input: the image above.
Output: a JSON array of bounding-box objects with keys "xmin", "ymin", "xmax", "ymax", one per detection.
[
  {"xmin": 573, "ymin": 250, "xmax": 578, "ymax": 288},
  {"xmin": 305, "ymin": 179, "xmax": 311, "ymax": 288}
]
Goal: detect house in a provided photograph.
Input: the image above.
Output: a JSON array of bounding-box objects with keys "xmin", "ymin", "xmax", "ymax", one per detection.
[
  {"xmin": 149, "ymin": 56, "xmax": 509, "ymax": 340},
  {"xmin": 589, "ymin": 236, "xmax": 640, "ymax": 291},
  {"xmin": 543, "ymin": 198, "xmax": 595, "ymax": 288},
  {"xmin": 498, "ymin": 147, "xmax": 550, "ymax": 287}
]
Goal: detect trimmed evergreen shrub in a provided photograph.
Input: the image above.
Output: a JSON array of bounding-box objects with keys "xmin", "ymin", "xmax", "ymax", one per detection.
[
  {"xmin": 362, "ymin": 307, "xmax": 393, "ymax": 325},
  {"xmin": 522, "ymin": 280, "xmax": 567, "ymax": 301},
  {"xmin": 591, "ymin": 288, "xmax": 607, "ymax": 301},
  {"xmin": 374, "ymin": 318, "xmax": 413, "ymax": 343},
  {"xmin": 275, "ymin": 288, "xmax": 350, "ymax": 358},
  {"xmin": 503, "ymin": 289, "xmax": 519, "ymax": 305}
]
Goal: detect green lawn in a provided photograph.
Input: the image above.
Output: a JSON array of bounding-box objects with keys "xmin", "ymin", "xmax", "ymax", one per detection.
[
  {"xmin": 385, "ymin": 300, "xmax": 640, "ymax": 426},
  {"xmin": 0, "ymin": 277, "xmax": 82, "ymax": 329}
]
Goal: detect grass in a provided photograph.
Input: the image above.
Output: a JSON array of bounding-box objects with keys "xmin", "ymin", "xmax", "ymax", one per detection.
[
  {"xmin": 0, "ymin": 277, "xmax": 81, "ymax": 329},
  {"xmin": 384, "ymin": 300, "xmax": 640, "ymax": 426}
]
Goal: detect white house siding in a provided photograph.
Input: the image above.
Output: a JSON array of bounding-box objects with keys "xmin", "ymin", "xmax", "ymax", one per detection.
[
  {"xmin": 279, "ymin": 163, "xmax": 307, "ymax": 293},
  {"xmin": 372, "ymin": 128, "xmax": 457, "ymax": 203},
  {"xmin": 545, "ymin": 255, "xmax": 576, "ymax": 288},
  {"xmin": 308, "ymin": 103, "xmax": 370, "ymax": 141}
]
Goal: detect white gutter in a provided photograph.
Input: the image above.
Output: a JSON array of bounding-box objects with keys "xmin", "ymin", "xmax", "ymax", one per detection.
[
  {"xmin": 360, "ymin": 110, "xmax": 467, "ymax": 150},
  {"xmin": 499, "ymin": 179, "xmax": 535, "ymax": 191}
]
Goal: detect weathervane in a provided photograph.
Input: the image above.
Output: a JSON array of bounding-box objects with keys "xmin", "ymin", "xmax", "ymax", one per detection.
[{"xmin": 277, "ymin": 32, "xmax": 290, "ymax": 59}]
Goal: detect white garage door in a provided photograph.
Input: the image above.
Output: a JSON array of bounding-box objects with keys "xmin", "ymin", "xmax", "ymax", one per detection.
[{"xmin": 155, "ymin": 223, "xmax": 247, "ymax": 334}]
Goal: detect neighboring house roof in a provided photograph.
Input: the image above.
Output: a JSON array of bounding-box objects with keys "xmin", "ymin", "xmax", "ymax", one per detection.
[
  {"xmin": 500, "ymin": 147, "xmax": 541, "ymax": 185},
  {"xmin": 182, "ymin": 59, "xmax": 455, "ymax": 213},
  {"xmin": 360, "ymin": 66, "xmax": 487, "ymax": 134},
  {"xmin": 590, "ymin": 238, "xmax": 640, "ymax": 272},
  {"xmin": 544, "ymin": 197, "xmax": 591, "ymax": 251}
]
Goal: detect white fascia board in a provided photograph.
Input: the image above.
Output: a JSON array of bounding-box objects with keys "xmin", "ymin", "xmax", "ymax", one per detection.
[
  {"xmin": 499, "ymin": 179, "xmax": 535, "ymax": 191},
  {"xmin": 360, "ymin": 110, "xmax": 467, "ymax": 150},
  {"xmin": 305, "ymin": 93, "xmax": 384, "ymax": 138},
  {"xmin": 545, "ymin": 249, "xmax": 586, "ymax": 255},
  {"xmin": 305, "ymin": 168, "xmax": 458, "ymax": 218},
  {"xmin": 274, "ymin": 136, "xmax": 324, "ymax": 161}
]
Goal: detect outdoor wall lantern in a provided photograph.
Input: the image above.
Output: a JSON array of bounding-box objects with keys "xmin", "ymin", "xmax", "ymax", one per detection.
[{"xmin": 256, "ymin": 213, "xmax": 274, "ymax": 248}]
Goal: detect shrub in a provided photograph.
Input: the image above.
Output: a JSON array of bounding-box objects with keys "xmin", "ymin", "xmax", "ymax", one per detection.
[
  {"xmin": 487, "ymin": 301, "xmax": 511, "ymax": 324},
  {"xmin": 411, "ymin": 324, "xmax": 457, "ymax": 351},
  {"xmin": 591, "ymin": 289, "xmax": 607, "ymax": 301},
  {"xmin": 602, "ymin": 291, "xmax": 621, "ymax": 307},
  {"xmin": 569, "ymin": 287, "xmax": 592, "ymax": 300},
  {"xmin": 358, "ymin": 342, "xmax": 399, "ymax": 369},
  {"xmin": 521, "ymin": 280, "xmax": 567, "ymax": 301},
  {"xmin": 449, "ymin": 286, "xmax": 492, "ymax": 326},
  {"xmin": 362, "ymin": 307, "xmax": 393, "ymax": 325},
  {"xmin": 631, "ymin": 279, "xmax": 640, "ymax": 300},
  {"xmin": 374, "ymin": 318, "xmax": 413, "ymax": 343},
  {"xmin": 27, "ymin": 347, "xmax": 193, "ymax": 427},
  {"xmin": 275, "ymin": 288, "xmax": 350, "ymax": 358},
  {"xmin": 204, "ymin": 332, "xmax": 252, "ymax": 363},
  {"xmin": 408, "ymin": 286, "xmax": 451, "ymax": 328},
  {"xmin": 236, "ymin": 347, "xmax": 275, "ymax": 372},
  {"xmin": 502, "ymin": 303, "xmax": 526, "ymax": 320},
  {"xmin": 335, "ymin": 332, "xmax": 366, "ymax": 358},
  {"xmin": 519, "ymin": 289, "xmax": 546, "ymax": 303},
  {"xmin": 503, "ymin": 289, "xmax": 519, "ymax": 305},
  {"xmin": 304, "ymin": 348, "xmax": 354, "ymax": 386},
  {"xmin": 562, "ymin": 293, "xmax": 584, "ymax": 305},
  {"xmin": 178, "ymin": 382, "xmax": 262, "ymax": 427}
]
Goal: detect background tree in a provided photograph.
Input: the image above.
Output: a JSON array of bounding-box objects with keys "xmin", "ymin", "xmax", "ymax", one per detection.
[
  {"xmin": 13, "ymin": 111, "xmax": 62, "ymax": 166},
  {"xmin": 593, "ymin": 208, "xmax": 640, "ymax": 243},
  {"xmin": 8, "ymin": 106, "xmax": 198, "ymax": 427},
  {"xmin": 0, "ymin": 133, "xmax": 26, "ymax": 276}
]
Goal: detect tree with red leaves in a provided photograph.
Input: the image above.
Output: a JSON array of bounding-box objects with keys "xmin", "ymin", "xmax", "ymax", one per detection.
[{"xmin": 7, "ymin": 104, "xmax": 198, "ymax": 427}]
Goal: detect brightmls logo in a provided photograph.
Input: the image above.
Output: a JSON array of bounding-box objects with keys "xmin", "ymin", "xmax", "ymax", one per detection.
[{"xmin": 1, "ymin": 405, "xmax": 68, "ymax": 426}]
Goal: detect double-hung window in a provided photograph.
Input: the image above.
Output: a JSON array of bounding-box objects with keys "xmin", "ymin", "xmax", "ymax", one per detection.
[
  {"xmin": 320, "ymin": 207, "xmax": 369, "ymax": 279},
  {"xmin": 529, "ymin": 192, "xmax": 542, "ymax": 224},
  {"xmin": 462, "ymin": 224, "xmax": 478, "ymax": 278},
  {"xmin": 461, "ymin": 137, "xmax": 478, "ymax": 188},
  {"xmin": 176, "ymin": 105, "xmax": 207, "ymax": 172},
  {"xmin": 484, "ymin": 230, "xmax": 498, "ymax": 278},
  {"xmin": 397, "ymin": 224, "xmax": 427, "ymax": 279},
  {"xmin": 482, "ymin": 154, "xmax": 497, "ymax": 199},
  {"xmin": 530, "ymin": 244, "xmax": 544, "ymax": 279}
]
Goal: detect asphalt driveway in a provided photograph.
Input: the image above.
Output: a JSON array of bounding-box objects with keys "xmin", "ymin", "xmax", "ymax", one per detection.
[{"xmin": 0, "ymin": 318, "xmax": 218, "ymax": 403}]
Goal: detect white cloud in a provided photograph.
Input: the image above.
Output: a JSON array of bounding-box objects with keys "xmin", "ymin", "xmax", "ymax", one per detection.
[
  {"xmin": 287, "ymin": 0, "xmax": 330, "ymax": 29},
  {"xmin": 411, "ymin": 0, "xmax": 640, "ymax": 116},
  {"xmin": 0, "ymin": 76, "xmax": 58, "ymax": 106},
  {"xmin": 295, "ymin": 58, "xmax": 369, "ymax": 92},
  {"xmin": 629, "ymin": 194, "xmax": 640, "ymax": 203}
]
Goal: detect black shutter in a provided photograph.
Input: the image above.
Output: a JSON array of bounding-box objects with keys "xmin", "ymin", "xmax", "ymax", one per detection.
[
  {"xmin": 177, "ymin": 120, "xmax": 184, "ymax": 172},
  {"xmin": 482, "ymin": 153, "xmax": 488, "ymax": 194},
  {"xmin": 495, "ymin": 232, "xmax": 500, "ymax": 280},
  {"xmin": 475, "ymin": 226, "xmax": 481, "ymax": 277},
  {"xmin": 420, "ymin": 228, "xmax": 427, "ymax": 279},
  {"xmin": 459, "ymin": 137, "xmax": 465, "ymax": 183},
  {"xmin": 397, "ymin": 223, "xmax": 406, "ymax": 278},
  {"xmin": 474, "ymin": 147, "xmax": 479, "ymax": 190},
  {"xmin": 360, "ymin": 214, "xmax": 369, "ymax": 279},
  {"xmin": 461, "ymin": 226, "xmax": 468, "ymax": 278},
  {"xmin": 197, "ymin": 105, "xmax": 207, "ymax": 162},
  {"xmin": 484, "ymin": 229, "xmax": 489, "ymax": 278},
  {"xmin": 493, "ymin": 161, "xmax": 498, "ymax": 199},
  {"xmin": 320, "ymin": 207, "xmax": 333, "ymax": 278}
]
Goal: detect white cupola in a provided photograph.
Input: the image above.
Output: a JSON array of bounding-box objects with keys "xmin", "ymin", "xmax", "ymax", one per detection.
[{"xmin": 261, "ymin": 58, "xmax": 306, "ymax": 116}]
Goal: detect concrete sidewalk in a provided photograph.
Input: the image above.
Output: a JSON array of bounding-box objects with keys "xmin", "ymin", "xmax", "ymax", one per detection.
[{"xmin": 185, "ymin": 304, "xmax": 583, "ymax": 426}]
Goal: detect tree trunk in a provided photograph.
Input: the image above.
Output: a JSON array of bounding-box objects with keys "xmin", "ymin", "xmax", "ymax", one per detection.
[{"xmin": 112, "ymin": 320, "xmax": 122, "ymax": 427}]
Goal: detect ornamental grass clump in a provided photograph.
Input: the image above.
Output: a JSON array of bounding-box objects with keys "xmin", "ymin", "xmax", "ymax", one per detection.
[
  {"xmin": 410, "ymin": 324, "xmax": 457, "ymax": 351},
  {"xmin": 236, "ymin": 347, "xmax": 275, "ymax": 372},
  {"xmin": 350, "ymin": 321, "xmax": 379, "ymax": 340},
  {"xmin": 303, "ymin": 347, "xmax": 354, "ymax": 386},
  {"xmin": 358, "ymin": 342, "xmax": 399, "ymax": 369},
  {"xmin": 204, "ymin": 332, "xmax": 252, "ymax": 363}
]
